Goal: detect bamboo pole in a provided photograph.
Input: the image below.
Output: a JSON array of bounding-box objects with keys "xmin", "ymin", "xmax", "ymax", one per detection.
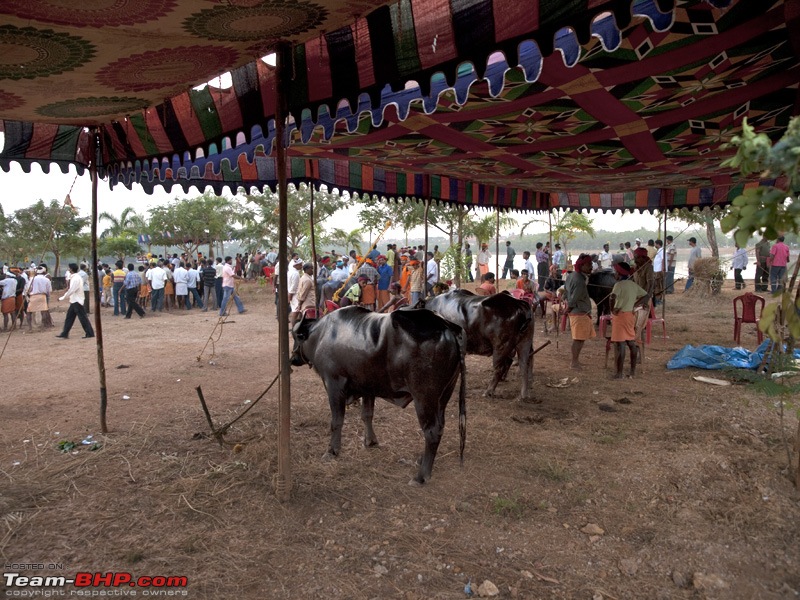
[
  {"xmin": 89, "ymin": 129, "xmax": 109, "ymax": 434},
  {"xmin": 275, "ymin": 43, "xmax": 292, "ymax": 502}
]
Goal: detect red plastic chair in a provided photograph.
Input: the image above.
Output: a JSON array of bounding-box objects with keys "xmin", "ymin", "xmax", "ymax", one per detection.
[
  {"xmin": 599, "ymin": 313, "xmax": 613, "ymax": 338},
  {"xmin": 645, "ymin": 302, "xmax": 667, "ymax": 344},
  {"xmin": 733, "ymin": 292, "xmax": 765, "ymax": 345}
]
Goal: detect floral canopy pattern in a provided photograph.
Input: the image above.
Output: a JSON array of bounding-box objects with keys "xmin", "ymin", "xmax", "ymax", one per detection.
[{"xmin": 1, "ymin": 0, "xmax": 798, "ymax": 212}]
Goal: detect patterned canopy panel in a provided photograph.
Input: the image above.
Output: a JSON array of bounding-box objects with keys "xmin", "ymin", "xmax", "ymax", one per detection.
[
  {"xmin": 110, "ymin": 0, "xmax": 798, "ymax": 211},
  {"xmin": 0, "ymin": 0, "xmax": 646, "ymax": 172}
]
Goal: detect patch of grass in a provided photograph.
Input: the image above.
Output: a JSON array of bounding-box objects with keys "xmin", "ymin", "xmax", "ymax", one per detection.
[
  {"xmin": 538, "ymin": 460, "xmax": 571, "ymax": 482},
  {"xmin": 592, "ymin": 425, "xmax": 628, "ymax": 445},
  {"xmin": 491, "ymin": 495, "xmax": 525, "ymax": 518}
]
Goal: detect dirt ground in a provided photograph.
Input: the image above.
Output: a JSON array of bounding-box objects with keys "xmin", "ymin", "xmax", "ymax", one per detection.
[{"xmin": 1, "ymin": 280, "xmax": 798, "ymax": 600}]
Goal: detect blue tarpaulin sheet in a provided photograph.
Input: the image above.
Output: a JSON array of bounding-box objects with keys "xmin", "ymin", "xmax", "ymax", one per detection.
[{"xmin": 667, "ymin": 341, "xmax": 800, "ymax": 370}]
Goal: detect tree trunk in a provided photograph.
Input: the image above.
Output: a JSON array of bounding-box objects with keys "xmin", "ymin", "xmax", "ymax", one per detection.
[
  {"xmin": 54, "ymin": 252, "xmax": 61, "ymax": 278},
  {"xmin": 705, "ymin": 215, "xmax": 719, "ymax": 259}
]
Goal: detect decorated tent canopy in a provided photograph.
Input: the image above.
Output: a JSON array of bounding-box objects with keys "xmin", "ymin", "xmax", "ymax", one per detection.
[{"xmin": 1, "ymin": 0, "xmax": 798, "ymax": 212}]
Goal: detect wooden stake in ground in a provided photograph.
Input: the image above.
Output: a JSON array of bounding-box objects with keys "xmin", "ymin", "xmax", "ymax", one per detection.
[{"xmin": 90, "ymin": 129, "xmax": 109, "ymax": 434}]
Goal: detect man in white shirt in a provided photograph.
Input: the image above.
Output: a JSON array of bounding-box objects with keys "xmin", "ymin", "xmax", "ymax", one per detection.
[
  {"xmin": 287, "ymin": 258, "xmax": 303, "ymax": 326},
  {"xmin": 56, "ymin": 263, "xmax": 94, "ymax": 339},
  {"xmin": 146, "ymin": 260, "xmax": 168, "ymax": 312},
  {"xmin": 186, "ymin": 263, "xmax": 203, "ymax": 309},
  {"xmin": 665, "ymin": 235, "xmax": 677, "ymax": 294},
  {"xmin": 522, "ymin": 251, "xmax": 535, "ymax": 279},
  {"xmin": 732, "ymin": 243, "xmax": 748, "ymax": 290},
  {"xmin": 0, "ymin": 272, "xmax": 19, "ymax": 331},
  {"xmin": 652, "ymin": 239, "xmax": 665, "ymax": 305},
  {"xmin": 78, "ymin": 263, "xmax": 91, "ymax": 314},
  {"xmin": 173, "ymin": 262, "xmax": 189, "ymax": 309},
  {"xmin": 598, "ymin": 243, "xmax": 612, "ymax": 269},
  {"xmin": 25, "ymin": 266, "xmax": 54, "ymax": 329},
  {"xmin": 426, "ymin": 251, "xmax": 439, "ymax": 296}
]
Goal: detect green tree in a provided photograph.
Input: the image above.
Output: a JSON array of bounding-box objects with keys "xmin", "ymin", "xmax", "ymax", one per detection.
[
  {"xmin": 99, "ymin": 207, "xmax": 144, "ymax": 239},
  {"xmin": 519, "ymin": 210, "xmax": 595, "ymax": 258},
  {"xmin": 99, "ymin": 235, "xmax": 141, "ymax": 261},
  {"xmin": 148, "ymin": 192, "xmax": 236, "ymax": 258},
  {"xmin": 675, "ymin": 207, "xmax": 726, "ymax": 259},
  {"xmin": 719, "ymin": 116, "xmax": 800, "ymax": 486},
  {"xmin": 243, "ymin": 184, "xmax": 349, "ymax": 254},
  {"xmin": 8, "ymin": 200, "xmax": 88, "ymax": 274},
  {"xmin": 325, "ymin": 227, "xmax": 364, "ymax": 255}
]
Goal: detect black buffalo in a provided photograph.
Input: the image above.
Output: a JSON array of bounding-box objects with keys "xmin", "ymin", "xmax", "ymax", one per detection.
[
  {"xmin": 290, "ymin": 306, "xmax": 466, "ymax": 485},
  {"xmin": 426, "ymin": 290, "xmax": 533, "ymax": 400},
  {"xmin": 588, "ymin": 270, "xmax": 616, "ymax": 323}
]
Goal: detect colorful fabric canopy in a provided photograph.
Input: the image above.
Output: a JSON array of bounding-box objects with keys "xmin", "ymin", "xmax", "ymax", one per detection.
[
  {"xmin": 111, "ymin": 0, "xmax": 797, "ymax": 211},
  {"xmin": 1, "ymin": 0, "xmax": 796, "ymax": 213}
]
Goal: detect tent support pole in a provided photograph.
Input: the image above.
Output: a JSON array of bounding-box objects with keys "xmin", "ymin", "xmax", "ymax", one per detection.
[
  {"xmin": 89, "ymin": 128, "xmax": 109, "ymax": 434},
  {"xmin": 275, "ymin": 43, "xmax": 292, "ymax": 502},
  {"xmin": 424, "ymin": 199, "xmax": 430, "ymax": 291},
  {"xmin": 309, "ymin": 180, "xmax": 318, "ymax": 310},
  {"xmin": 495, "ymin": 210, "xmax": 500, "ymax": 277},
  {"xmin": 662, "ymin": 206, "xmax": 668, "ymax": 320}
]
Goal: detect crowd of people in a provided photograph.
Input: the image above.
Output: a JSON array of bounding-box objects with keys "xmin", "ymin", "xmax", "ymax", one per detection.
[{"xmin": 0, "ymin": 233, "xmax": 791, "ymax": 343}]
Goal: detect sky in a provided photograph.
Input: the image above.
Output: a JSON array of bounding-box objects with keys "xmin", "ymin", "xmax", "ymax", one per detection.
[{"xmin": 0, "ymin": 157, "xmax": 668, "ymax": 242}]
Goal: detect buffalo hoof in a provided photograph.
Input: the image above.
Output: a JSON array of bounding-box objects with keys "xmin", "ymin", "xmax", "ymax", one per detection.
[
  {"xmin": 408, "ymin": 477, "xmax": 427, "ymax": 486},
  {"xmin": 322, "ymin": 451, "xmax": 338, "ymax": 461},
  {"xmin": 363, "ymin": 439, "xmax": 379, "ymax": 448}
]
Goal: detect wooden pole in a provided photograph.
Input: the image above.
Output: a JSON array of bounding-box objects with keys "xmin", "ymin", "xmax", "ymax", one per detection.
[
  {"xmin": 424, "ymin": 199, "xmax": 430, "ymax": 293},
  {"xmin": 309, "ymin": 181, "xmax": 318, "ymax": 309},
  {"xmin": 89, "ymin": 129, "xmax": 109, "ymax": 434},
  {"xmin": 662, "ymin": 207, "xmax": 667, "ymax": 320},
  {"xmin": 495, "ymin": 210, "xmax": 500, "ymax": 277},
  {"xmin": 275, "ymin": 43, "xmax": 292, "ymax": 502}
]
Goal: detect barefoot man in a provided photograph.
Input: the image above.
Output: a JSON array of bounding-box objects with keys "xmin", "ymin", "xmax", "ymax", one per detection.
[
  {"xmin": 609, "ymin": 261, "xmax": 648, "ymax": 379},
  {"xmin": 565, "ymin": 254, "xmax": 595, "ymax": 370}
]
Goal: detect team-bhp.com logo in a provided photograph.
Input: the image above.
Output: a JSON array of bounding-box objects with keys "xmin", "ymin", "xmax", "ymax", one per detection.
[{"xmin": 4, "ymin": 571, "xmax": 189, "ymax": 596}]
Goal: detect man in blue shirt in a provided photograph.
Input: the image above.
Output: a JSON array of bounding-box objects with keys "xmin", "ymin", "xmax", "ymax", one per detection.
[{"xmin": 123, "ymin": 263, "xmax": 146, "ymax": 318}]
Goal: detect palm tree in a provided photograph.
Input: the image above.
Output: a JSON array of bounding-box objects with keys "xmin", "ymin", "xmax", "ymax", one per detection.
[
  {"xmin": 327, "ymin": 227, "xmax": 363, "ymax": 255},
  {"xmin": 99, "ymin": 207, "xmax": 143, "ymax": 239}
]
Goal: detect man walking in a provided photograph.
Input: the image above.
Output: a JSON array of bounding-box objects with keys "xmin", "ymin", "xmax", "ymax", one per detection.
[
  {"xmin": 501, "ymin": 241, "xmax": 516, "ymax": 279},
  {"xmin": 56, "ymin": 263, "xmax": 94, "ymax": 339},
  {"xmin": 732, "ymin": 244, "xmax": 748, "ymax": 290},
  {"xmin": 684, "ymin": 237, "xmax": 701, "ymax": 291},
  {"xmin": 754, "ymin": 235, "xmax": 770, "ymax": 292},
  {"xmin": 123, "ymin": 263, "xmax": 146, "ymax": 318},
  {"xmin": 219, "ymin": 256, "xmax": 246, "ymax": 316}
]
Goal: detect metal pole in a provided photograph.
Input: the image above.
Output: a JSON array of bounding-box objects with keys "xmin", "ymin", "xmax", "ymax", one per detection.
[
  {"xmin": 275, "ymin": 43, "xmax": 292, "ymax": 502},
  {"xmin": 89, "ymin": 129, "xmax": 109, "ymax": 434}
]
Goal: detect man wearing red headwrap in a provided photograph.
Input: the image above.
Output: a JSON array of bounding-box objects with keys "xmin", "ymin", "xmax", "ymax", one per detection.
[{"xmin": 564, "ymin": 254, "xmax": 595, "ymax": 370}]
